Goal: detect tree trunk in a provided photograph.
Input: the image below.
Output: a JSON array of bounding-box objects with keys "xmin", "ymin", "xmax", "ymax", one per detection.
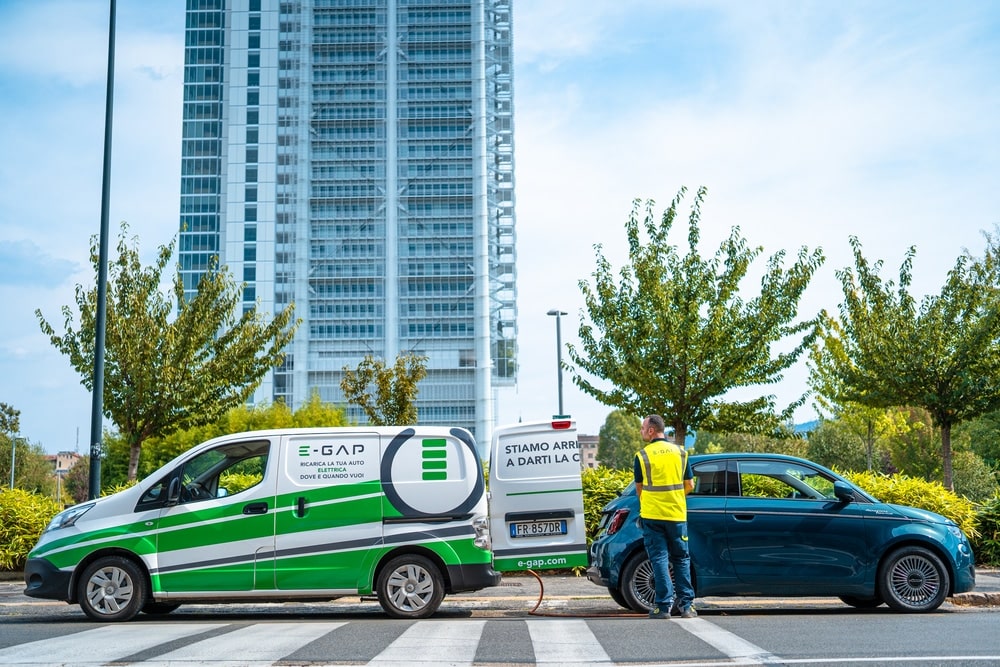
[
  {"xmin": 128, "ymin": 442, "xmax": 142, "ymax": 482},
  {"xmin": 941, "ymin": 423, "xmax": 954, "ymax": 491}
]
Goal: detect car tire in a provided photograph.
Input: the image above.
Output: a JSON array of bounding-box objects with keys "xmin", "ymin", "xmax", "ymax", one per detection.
[
  {"xmin": 620, "ymin": 553, "xmax": 655, "ymax": 613},
  {"xmin": 377, "ymin": 554, "xmax": 445, "ymax": 619},
  {"xmin": 839, "ymin": 595, "xmax": 883, "ymax": 609},
  {"xmin": 607, "ymin": 585, "xmax": 631, "ymax": 610},
  {"xmin": 78, "ymin": 556, "xmax": 147, "ymax": 622},
  {"xmin": 878, "ymin": 545, "xmax": 950, "ymax": 612},
  {"xmin": 142, "ymin": 601, "xmax": 182, "ymax": 615}
]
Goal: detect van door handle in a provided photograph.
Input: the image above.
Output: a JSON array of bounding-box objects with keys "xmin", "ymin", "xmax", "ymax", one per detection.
[
  {"xmin": 297, "ymin": 496, "xmax": 306, "ymax": 517},
  {"xmin": 243, "ymin": 502, "xmax": 268, "ymax": 515}
]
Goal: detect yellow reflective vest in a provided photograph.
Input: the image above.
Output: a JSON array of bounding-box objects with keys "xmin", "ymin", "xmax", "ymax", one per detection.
[{"xmin": 635, "ymin": 439, "xmax": 689, "ymax": 522}]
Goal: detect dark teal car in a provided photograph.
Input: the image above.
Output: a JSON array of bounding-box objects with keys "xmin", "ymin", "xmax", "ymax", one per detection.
[{"xmin": 586, "ymin": 453, "xmax": 976, "ymax": 613}]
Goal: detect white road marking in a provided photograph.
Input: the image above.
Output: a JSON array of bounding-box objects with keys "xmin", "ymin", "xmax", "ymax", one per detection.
[
  {"xmin": 143, "ymin": 622, "xmax": 343, "ymax": 666},
  {"xmin": 527, "ymin": 619, "xmax": 612, "ymax": 664},
  {"xmin": 675, "ymin": 617, "xmax": 784, "ymax": 665},
  {"xmin": 367, "ymin": 619, "xmax": 486, "ymax": 666},
  {"xmin": 0, "ymin": 623, "xmax": 224, "ymax": 664}
]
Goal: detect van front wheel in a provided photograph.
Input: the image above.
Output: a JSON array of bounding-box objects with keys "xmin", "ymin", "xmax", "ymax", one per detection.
[
  {"xmin": 78, "ymin": 556, "xmax": 147, "ymax": 622},
  {"xmin": 377, "ymin": 555, "xmax": 444, "ymax": 619}
]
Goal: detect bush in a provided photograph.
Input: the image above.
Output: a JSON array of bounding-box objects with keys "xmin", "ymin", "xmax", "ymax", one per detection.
[
  {"xmin": 844, "ymin": 470, "xmax": 979, "ymax": 540},
  {"xmin": 581, "ymin": 467, "xmax": 633, "ymax": 543},
  {"xmin": 972, "ymin": 495, "xmax": 1000, "ymax": 566},
  {"xmin": 0, "ymin": 489, "xmax": 60, "ymax": 571}
]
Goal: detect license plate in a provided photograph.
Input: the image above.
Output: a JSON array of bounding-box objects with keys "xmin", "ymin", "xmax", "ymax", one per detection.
[{"xmin": 509, "ymin": 520, "xmax": 567, "ymax": 538}]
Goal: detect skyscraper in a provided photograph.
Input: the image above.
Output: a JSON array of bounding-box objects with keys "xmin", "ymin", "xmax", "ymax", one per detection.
[{"xmin": 178, "ymin": 0, "xmax": 516, "ymax": 443}]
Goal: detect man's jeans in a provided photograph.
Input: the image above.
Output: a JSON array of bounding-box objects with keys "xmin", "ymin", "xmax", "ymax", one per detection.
[{"xmin": 640, "ymin": 517, "xmax": 695, "ymax": 610}]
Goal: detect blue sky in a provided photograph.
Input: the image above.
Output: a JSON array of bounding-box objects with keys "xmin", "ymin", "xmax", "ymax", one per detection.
[{"xmin": 1, "ymin": 1, "xmax": 998, "ymax": 454}]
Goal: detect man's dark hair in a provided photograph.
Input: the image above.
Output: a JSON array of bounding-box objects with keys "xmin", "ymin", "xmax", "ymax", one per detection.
[{"xmin": 645, "ymin": 414, "xmax": 666, "ymax": 432}]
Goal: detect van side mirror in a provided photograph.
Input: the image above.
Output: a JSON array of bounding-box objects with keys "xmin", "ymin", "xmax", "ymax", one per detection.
[
  {"xmin": 833, "ymin": 480, "xmax": 855, "ymax": 504},
  {"xmin": 167, "ymin": 477, "xmax": 181, "ymax": 506}
]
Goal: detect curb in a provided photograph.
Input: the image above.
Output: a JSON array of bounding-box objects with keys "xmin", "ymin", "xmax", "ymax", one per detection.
[{"xmin": 949, "ymin": 592, "xmax": 1000, "ymax": 607}]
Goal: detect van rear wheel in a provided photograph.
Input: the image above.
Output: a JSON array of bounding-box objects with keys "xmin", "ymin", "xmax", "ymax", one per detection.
[
  {"xmin": 377, "ymin": 554, "xmax": 444, "ymax": 619},
  {"xmin": 78, "ymin": 556, "xmax": 147, "ymax": 622}
]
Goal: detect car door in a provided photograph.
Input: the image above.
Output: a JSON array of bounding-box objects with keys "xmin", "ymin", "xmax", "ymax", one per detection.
[
  {"xmin": 724, "ymin": 457, "xmax": 869, "ymax": 591},
  {"xmin": 147, "ymin": 437, "xmax": 276, "ymax": 595},
  {"xmin": 687, "ymin": 460, "xmax": 738, "ymax": 584}
]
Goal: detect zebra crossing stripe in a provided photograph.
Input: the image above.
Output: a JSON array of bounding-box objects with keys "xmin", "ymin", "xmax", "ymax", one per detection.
[
  {"xmin": 143, "ymin": 622, "xmax": 345, "ymax": 666},
  {"xmin": 0, "ymin": 623, "xmax": 225, "ymax": 664},
  {"xmin": 368, "ymin": 620, "xmax": 486, "ymax": 665},
  {"xmin": 675, "ymin": 617, "xmax": 784, "ymax": 664},
  {"xmin": 527, "ymin": 619, "xmax": 612, "ymax": 664}
]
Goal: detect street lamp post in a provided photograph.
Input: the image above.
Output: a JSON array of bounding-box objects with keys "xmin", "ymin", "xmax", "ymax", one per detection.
[
  {"xmin": 546, "ymin": 309, "xmax": 568, "ymax": 418},
  {"xmin": 8, "ymin": 437, "xmax": 14, "ymax": 490}
]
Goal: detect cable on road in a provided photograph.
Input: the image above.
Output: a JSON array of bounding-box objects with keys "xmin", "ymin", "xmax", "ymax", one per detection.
[{"xmin": 524, "ymin": 569, "xmax": 645, "ymax": 618}]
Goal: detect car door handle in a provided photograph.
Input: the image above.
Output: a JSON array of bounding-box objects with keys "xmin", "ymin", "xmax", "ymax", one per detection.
[
  {"xmin": 243, "ymin": 502, "xmax": 268, "ymax": 515},
  {"xmin": 733, "ymin": 514, "xmax": 755, "ymax": 521}
]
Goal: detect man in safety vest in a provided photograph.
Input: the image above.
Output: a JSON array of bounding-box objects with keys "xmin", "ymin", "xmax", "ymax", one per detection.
[{"xmin": 634, "ymin": 414, "xmax": 696, "ymax": 619}]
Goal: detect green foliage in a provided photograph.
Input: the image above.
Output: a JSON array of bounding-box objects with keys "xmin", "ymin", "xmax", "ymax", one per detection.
[
  {"xmin": 581, "ymin": 467, "xmax": 633, "ymax": 543},
  {"xmin": 0, "ymin": 402, "xmax": 19, "ymax": 435},
  {"xmin": 740, "ymin": 474, "xmax": 786, "ymax": 498},
  {"xmin": 694, "ymin": 431, "xmax": 808, "ymax": 457},
  {"xmin": 823, "ymin": 233, "xmax": 1000, "ymax": 490},
  {"xmin": 844, "ymin": 470, "xmax": 978, "ymax": 539},
  {"xmin": 0, "ymin": 434, "xmax": 56, "ymax": 495},
  {"xmin": 597, "ymin": 410, "xmax": 642, "ymax": 470},
  {"xmin": 806, "ymin": 419, "xmax": 872, "ymax": 472},
  {"xmin": 36, "ymin": 224, "xmax": 299, "ymax": 481},
  {"xmin": 955, "ymin": 410, "xmax": 1000, "ymax": 470},
  {"xmin": 0, "ymin": 489, "xmax": 60, "ymax": 570},
  {"xmin": 971, "ymin": 495, "xmax": 1000, "ymax": 566},
  {"xmin": 340, "ymin": 352, "xmax": 428, "ymax": 425},
  {"xmin": 951, "ymin": 451, "xmax": 1000, "ymax": 503},
  {"xmin": 568, "ymin": 186, "xmax": 824, "ymax": 445},
  {"xmin": 62, "ymin": 455, "xmax": 93, "ymax": 504},
  {"xmin": 220, "ymin": 472, "xmax": 263, "ymax": 495}
]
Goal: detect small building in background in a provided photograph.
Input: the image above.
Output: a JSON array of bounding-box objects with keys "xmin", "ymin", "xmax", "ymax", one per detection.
[
  {"xmin": 579, "ymin": 433, "xmax": 599, "ymax": 470},
  {"xmin": 45, "ymin": 451, "xmax": 82, "ymax": 474}
]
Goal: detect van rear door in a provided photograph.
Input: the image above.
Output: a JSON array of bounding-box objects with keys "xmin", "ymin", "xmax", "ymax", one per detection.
[{"xmin": 488, "ymin": 419, "xmax": 588, "ymax": 572}]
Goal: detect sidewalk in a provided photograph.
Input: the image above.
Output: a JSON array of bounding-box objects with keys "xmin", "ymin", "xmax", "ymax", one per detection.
[{"xmin": 3, "ymin": 569, "xmax": 998, "ymax": 611}]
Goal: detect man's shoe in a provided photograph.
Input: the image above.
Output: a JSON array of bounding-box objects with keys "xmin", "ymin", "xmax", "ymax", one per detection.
[
  {"xmin": 669, "ymin": 603, "xmax": 682, "ymax": 616},
  {"xmin": 648, "ymin": 607, "xmax": 669, "ymax": 619},
  {"xmin": 679, "ymin": 606, "xmax": 698, "ymax": 619}
]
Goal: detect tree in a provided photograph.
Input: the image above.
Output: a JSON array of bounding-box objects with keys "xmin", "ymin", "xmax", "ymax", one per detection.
[
  {"xmin": 340, "ymin": 352, "xmax": 428, "ymax": 425},
  {"xmin": 36, "ymin": 225, "xmax": 299, "ymax": 481},
  {"xmin": 597, "ymin": 410, "xmax": 642, "ymax": 470},
  {"xmin": 821, "ymin": 234, "xmax": 1000, "ymax": 490},
  {"xmin": 567, "ymin": 186, "xmax": 825, "ymax": 446},
  {"xmin": 808, "ymin": 325, "xmax": 910, "ymax": 471},
  {"xmin": 0, "ymin": 402, "xmax": 19, "ymax": 436}
]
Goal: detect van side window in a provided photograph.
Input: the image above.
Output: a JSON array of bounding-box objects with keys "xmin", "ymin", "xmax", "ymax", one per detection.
[{"xmin": 179, "ymin": 439, "xmax": 270, "ymax": 503}]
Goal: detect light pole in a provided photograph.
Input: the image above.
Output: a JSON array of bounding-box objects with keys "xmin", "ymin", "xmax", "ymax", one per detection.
[
  {"xmin": 546, "ymin": 309, "xmax": 568, "ymax": 418},
  {"xmin": 8, "ymin": 437, "xmax": 14, "ymax": 490}
]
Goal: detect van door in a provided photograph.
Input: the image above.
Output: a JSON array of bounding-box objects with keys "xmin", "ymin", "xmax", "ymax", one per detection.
[
  {"xmin": 488, "ymin": 419, "xmax": 589, "ymax": 572},
  {"xmin": 149, "ymin": 437, "xmax": 276, "ymax": 594},
  {"xmin": 273, "ymin": 431, "xmax": 383, "ymax": 591}
]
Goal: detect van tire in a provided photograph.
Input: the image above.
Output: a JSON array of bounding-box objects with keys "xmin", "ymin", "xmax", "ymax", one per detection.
[
  {"xmin": 377, "ymin": 554, "xmax": 445, "ymax": 619},
  {"xmin": 78, "ymin": 556, "xmax": 147, "ymax": 622}
]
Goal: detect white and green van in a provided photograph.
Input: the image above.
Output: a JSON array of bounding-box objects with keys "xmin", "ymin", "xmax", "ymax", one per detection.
[{"xmin": 24, "ymin": 420, "xmax": 586, "ymax": 621}]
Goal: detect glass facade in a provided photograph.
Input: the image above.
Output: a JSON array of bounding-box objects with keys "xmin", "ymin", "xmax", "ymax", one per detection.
[{"xmin": 178, "ymin": 0, "xmax": 516, "ymax": 442}]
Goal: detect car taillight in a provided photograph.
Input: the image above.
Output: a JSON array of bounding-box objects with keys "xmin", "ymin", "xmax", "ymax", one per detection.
[{"xmin": 606, "ymin": 509, "xmax": 629, "ymax": 535}]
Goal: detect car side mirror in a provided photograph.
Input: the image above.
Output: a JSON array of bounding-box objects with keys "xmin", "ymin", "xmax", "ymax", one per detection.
[{"xmin": 833, "ymin": 480, "xmax": 855, "ymax": 504}]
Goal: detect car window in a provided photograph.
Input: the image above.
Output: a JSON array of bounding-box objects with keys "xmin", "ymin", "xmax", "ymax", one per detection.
[
  {"xmin": 735, "ymin": 460, "xmax": 836, "ymax": 500},
  {"xmin": 691, "ymin": 461, "xmax": 734, "ymax": 496},
  {"xmin": 137, "ymin": 440, "xmax": 270, "ymax": 508}
]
